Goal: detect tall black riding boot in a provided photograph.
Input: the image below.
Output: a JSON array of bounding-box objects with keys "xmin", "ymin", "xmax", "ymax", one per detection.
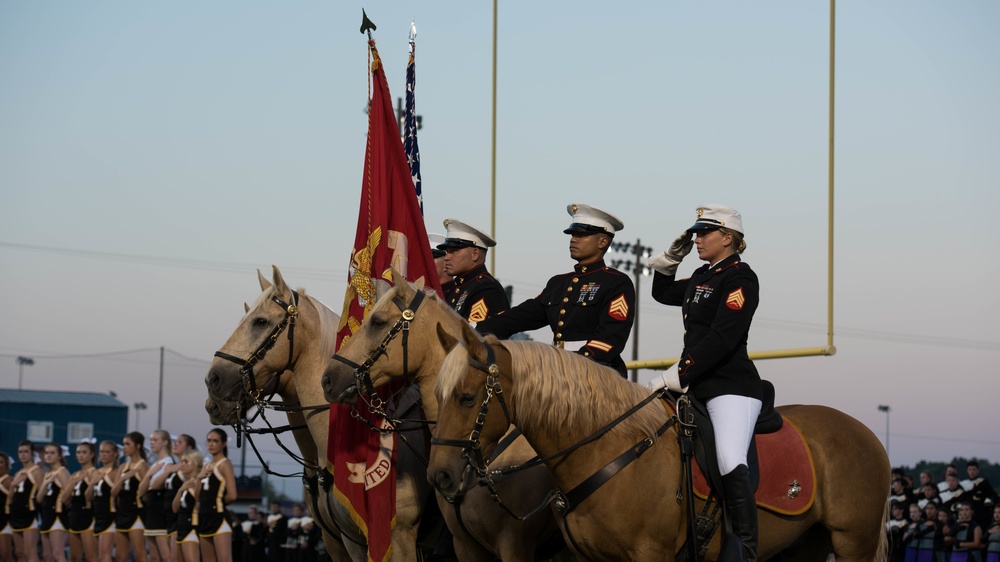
[{"xmin": 721, "ymin": 464, "xmax": 758, "ymax": 562}]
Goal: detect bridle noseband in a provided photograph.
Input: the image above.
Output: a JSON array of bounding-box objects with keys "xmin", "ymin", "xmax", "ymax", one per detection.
[
  {"xmin": 330, "ymin": 289, "xmax": 426, "ymax": 413},
  {"xmin": 214, "ymin": 290, "xmax": 300, "ymax": 404}
]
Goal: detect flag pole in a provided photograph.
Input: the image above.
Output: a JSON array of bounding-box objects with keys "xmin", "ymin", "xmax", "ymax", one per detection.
[{"xmin": 489, "ymin": 0, "xmax": 498, "ymax": 274}]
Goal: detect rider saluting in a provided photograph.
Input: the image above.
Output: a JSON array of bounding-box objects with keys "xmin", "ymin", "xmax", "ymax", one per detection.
[{"xmin": 647, "ymin": 204, "xmax": 763, "ymax": 562}]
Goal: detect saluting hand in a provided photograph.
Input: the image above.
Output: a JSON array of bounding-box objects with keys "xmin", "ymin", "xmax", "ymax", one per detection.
[{"xmin": 649, "ymin": 232, "xmax": 694, "ymax": 276}]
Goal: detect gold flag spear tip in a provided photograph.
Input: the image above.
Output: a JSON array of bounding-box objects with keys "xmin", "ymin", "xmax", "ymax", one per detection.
[
  {"xmin": 360, "ymin": 9, "xmax": 376, "ymax": 34},
  {"xmin": 409, "ymin": 21, "xmax": 416, "ymax": 42}
]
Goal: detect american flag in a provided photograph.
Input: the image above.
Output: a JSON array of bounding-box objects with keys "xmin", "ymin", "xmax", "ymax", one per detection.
[{"xmin": 403, "ymin": 26, "xmax": 422, "ymax": 214}]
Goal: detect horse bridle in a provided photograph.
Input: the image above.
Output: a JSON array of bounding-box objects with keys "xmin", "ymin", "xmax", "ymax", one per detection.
[
  {"xmin": 214, "ymin": 290, "xmax": 300, "ymax": 405},
  {"xmin": 329, "ymin": 289, "xmax": 426, "ymax": 414},
  {"xmin": 429, "ymin": 342, "xmax": 511, "ymax": 477}
]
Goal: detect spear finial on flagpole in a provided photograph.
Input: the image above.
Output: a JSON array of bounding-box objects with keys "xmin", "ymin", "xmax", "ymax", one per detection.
[{"xmin": 360, "ymin": 9, "xmax": 376, "ymax": 37}]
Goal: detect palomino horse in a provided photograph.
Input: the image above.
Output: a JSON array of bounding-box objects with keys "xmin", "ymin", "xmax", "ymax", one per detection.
[
  {"xmin": 204, "ymin": 267, "xmax": 431, "ymax": 562},
  {"xmin": 321, "ymin": 276, "xmax": 566, "ymax": 562},
  {"xmin": 429, "ymin": 322, "xmax": 891, "ymax": 562},
  {"xmin": 203, "ymin": 397, "xmax": 353, "ymax": 562}
]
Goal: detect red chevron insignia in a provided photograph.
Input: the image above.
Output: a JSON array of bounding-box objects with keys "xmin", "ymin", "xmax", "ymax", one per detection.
[
  {"xmin": 726, "ymin": 288, "xmax": 745, "ymax": 310},
  {"xmin": 608, "ymin": 294, "xmax": 629, "ymax": 321}
]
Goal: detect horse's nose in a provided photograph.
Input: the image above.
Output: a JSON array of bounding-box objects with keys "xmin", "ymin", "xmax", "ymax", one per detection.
[
  {"xmin": 320, "ymin": 370, "xmax": 334, "ymax": 400},
  {"xmin": 206, "ymin": 369, "xmax": 225, "ymax": 398},
  {"xmin": 430, "ymin": 469, "xmax": 455, "ymax": 494},
  {"xmin": 205, "ymin": 399, "xmax": 222, "ymax": 422}
]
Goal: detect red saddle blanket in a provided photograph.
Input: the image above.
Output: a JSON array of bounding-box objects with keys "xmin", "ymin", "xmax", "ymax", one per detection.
[{"xmin": 691, "ymin": 417, "xmax": 816, "ymax": 515}]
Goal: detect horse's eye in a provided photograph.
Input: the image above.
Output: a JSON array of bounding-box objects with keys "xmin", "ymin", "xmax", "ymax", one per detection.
[
  {"xmin": 252, "ymin": 317, "xmax": 268, "ymax": 328},
  {"xmin": 368, "ymin": 314, "xmax": 387, "ymax": 329},
  {"xmin": 458, "ymin": 393, "xmax": 476, "ymax": 407}
]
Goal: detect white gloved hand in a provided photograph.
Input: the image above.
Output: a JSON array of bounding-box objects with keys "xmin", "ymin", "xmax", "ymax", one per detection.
[
  {"xmin": 646, "ymin": 363, "xmax": 688, "ymax": 393},
  {"xmin": 648, "ymin": 232, "xmax": 694, "ymax": 276}
]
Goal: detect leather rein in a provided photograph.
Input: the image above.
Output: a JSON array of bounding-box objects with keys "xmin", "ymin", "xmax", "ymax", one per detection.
[{"xmin": 430, "ymin": 340, "xmax": 678, "ymax": 522}]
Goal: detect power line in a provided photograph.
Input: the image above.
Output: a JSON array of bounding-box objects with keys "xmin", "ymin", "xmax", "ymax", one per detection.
[{"xmin": 0, "ymin": 347, "xmax": 212, "ymax": 365}]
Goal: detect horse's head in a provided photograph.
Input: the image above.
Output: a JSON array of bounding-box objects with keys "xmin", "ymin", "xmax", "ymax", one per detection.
[
  {"xmin": 321, "ymin": 269, "xmax": 444, "ymax": 404},
  {"xmin": 427, "ymin": 321, "xmax": 512, "ymax": 500},
  {"xmin": 205, "ymin": 265, "xmax": 302, "ymax": 403}
]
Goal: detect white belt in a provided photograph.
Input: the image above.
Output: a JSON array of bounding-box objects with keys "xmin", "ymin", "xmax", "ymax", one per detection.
[{"xmin": 554, "ymin": 340, "xmax": 586, "ymax": 352}]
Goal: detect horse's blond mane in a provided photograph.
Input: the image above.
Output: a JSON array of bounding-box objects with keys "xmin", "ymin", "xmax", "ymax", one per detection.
[{"xmin": 437, "ymin": 338, "xmax": 666, "ymax": 441}]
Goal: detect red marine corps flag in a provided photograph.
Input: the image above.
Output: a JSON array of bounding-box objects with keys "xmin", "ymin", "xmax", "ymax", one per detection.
[{"xmin": 329, "ymin": 18, "xmax": 441, "ymax": 562}]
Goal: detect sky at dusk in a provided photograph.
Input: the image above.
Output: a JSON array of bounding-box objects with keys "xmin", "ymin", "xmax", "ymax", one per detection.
[{"xmin": 2, "ymin": 1, "xmax": 998, "ymax": 491}]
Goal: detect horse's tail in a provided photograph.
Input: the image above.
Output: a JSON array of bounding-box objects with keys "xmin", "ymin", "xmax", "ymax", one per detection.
[{"xmin": 873, "ymin": 495, "xmax": 890, "ymax": 562}]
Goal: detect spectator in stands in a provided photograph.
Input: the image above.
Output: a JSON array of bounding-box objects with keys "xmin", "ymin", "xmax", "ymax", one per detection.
[
  {"xmin": 942, "ymin": 475, "xmax": 968, "ymax": 519},
  {"xmin": 947, "ymin": 501, "xmax": 983, "ymax": 562},
  {"xmin": 923, "ymin": 503, "xmax": 947, "ymax": 562},
  {"xmin": 986, "ymin": 505, "xmax": 1000, "ymax": 562},
  {"xmin": 266, "ymin": 502, "xmax": 287, "ymax": 562},
  {"xmin": 888, "ymin": 501, "xmax": 909, "ymax": 562},
  {"xmin": 940, "ymin": 465, "xmax": 960, "ymax": 493},
  {"xmin": 962, "ymin": 461, "xmax": 999, "ymax": 530},
  {"xmin": 938, "ymin": 509, "xmax": 955, "ymax": 561},
  {"xmin": 892, "ymin": 478, "xmax": 918, "ymax": 507},
  {"xmin": 242, "ymin": 506, "xmax": 266, "ymax": 562},
  {"xmin": 921, "ymin": 484, "xmax": 944, "ymax": 510},
  {"xmin": 903, "ymin": 503, "xmax": 927, "ymax": 562}
]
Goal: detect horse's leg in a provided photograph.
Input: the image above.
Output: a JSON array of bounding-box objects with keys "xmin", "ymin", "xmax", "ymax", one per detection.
[
  {"xmin": 319, "ymin": 534, "xmax": 352, "ymax": 562},
  {"xmin": 388, "ymin": 472, "xmax": 425, "ymax": 562}
]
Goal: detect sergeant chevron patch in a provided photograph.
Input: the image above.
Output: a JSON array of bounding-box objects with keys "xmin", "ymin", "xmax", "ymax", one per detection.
[
  {"xmin": 726, "ymin": 288, "xmax": 745, "ymax": 310},
  {"xmin": 468, "ymin": 299, "xmax": 489, "ymax": 323},
  {"xmin": 608, "ymin": 294, "xmax": 629, "ymax": 320}
]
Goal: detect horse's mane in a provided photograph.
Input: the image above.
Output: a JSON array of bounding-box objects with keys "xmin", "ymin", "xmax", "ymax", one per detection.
[{"xmin": 438, "ymin": 338, "xmax": 666, "ymax": 441}]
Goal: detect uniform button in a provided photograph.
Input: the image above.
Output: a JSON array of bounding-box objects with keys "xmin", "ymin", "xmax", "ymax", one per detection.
[
  {"xmin": 560, "ymin": 309, "xmax": 566, "ymax": 315},
  {"xmin": 583, "ymin": 352, "xmax": 591, "ymax": 357},
  {"xmin": 566, "ymin": 286, "xmax": 573, "ymax": 292},
  {"xmin": 582, "ymin": 303, "xmax": 587, "ymax": 307},
  {"xmin": 573, "ymin": 277, "xmax": 579, "ymax": 283},
  {"xmin": 685, "ymin": 360, "xmax": 691, "ymax": 365},
  {"xmin": 581, "ymin": 267, "xmax": 588, "ymax": 272},
  {"xmin": 557, "ymin": 321, "xmax": 564, "ymax": 326},
  {"xmin": 562, "ymin": 297, "xmax": 569, "ymax": 303},
  {"xmin": 556, "ymin": 333, "xmax": 562, "ymax": 338}
]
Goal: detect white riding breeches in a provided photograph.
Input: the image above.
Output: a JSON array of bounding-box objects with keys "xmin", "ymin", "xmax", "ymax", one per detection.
[{"xmin": 706, "ymin": 394, "xmax": 762, "ymax": 476}]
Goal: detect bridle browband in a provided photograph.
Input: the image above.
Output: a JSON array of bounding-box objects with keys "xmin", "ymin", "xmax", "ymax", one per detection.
[{"xmin": 214, "ymin": 290, "xmax": 301, "ymax": 404}]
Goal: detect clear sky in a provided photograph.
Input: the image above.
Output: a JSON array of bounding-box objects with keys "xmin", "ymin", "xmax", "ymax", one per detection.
[{"xmin": 2, "ymin": 1, "xmax": 998, "ymax": 485}]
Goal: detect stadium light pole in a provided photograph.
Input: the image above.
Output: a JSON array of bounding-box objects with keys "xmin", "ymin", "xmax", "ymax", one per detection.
[
  {"xmin": 878, "ymin": 404, "xmax": 890, "ymax": 460},
  {"xmin": 608, "ymin": 239, "xmax": 654, "ymax": 383},
  {"xmin": 135, "ymin": 402, "xmax": 148, "ymax": 433},
  {"xmin": 17, "ymin": 356, "xmax": 35, "ymax": 391}
]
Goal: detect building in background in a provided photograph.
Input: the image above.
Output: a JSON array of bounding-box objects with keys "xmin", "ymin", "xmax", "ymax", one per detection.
[{"xmin": 0, "ymin": 389, "xmax": 127, "ymax": 471}]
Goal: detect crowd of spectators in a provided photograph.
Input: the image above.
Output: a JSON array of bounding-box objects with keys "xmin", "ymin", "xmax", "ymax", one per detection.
[{"xmin": 886, "ymin": 461, "xmax": 1000, "ymax": 562}]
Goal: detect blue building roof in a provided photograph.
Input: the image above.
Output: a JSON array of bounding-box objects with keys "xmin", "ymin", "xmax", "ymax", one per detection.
[{"xmin": 0, "ymin": 389, "xmax": 126, "ymax": 408}]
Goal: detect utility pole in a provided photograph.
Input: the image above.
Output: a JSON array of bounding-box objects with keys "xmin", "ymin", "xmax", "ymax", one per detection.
[
  {"xmin": 158, "ymin": 346, "xmax": 164, "ymax": 429},
  {"xmin": 608, "ymin": 239, "xmax": 653, "ymax": 383},
  {"xmin": 17, "ymin": 356, "xmax": 34, "ymax": 390}
]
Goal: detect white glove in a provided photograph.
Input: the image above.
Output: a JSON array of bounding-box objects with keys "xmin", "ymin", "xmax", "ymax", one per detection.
[
  {"xmin": 648, "ymin": 232, "xmax": 694, "ymax": 276},
  {"xmin": 646, "ymin": 363, "xmax": 688, "ymax": 393}
]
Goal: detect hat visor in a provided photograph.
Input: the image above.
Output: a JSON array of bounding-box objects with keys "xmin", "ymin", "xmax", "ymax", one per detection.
[
  {"xmin": 437, "ymin": 239, "xmax": 478, "ymax": 250},
  {"xmin": 563, "ymin": 223, "xmax": 611, "ymax": 236},
  {"xmin": 686, "ymin": 221, "xmax": 723, "ymax": 233},
  {"xmin": 431, "ymin": 249, "xmax": 446, "ymax": 258}
]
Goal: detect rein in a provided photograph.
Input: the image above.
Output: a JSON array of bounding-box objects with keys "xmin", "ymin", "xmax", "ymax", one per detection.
[{"xmin": 431, "ymin": 340, "xmax": 677, "ymax": 522}]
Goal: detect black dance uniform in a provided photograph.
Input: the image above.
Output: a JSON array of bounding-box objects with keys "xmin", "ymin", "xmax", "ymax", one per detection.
[
  {"xmin": 68, "ymin": 476, "xmax": 94, "ymax": 533},
  {"xmin": 173, "ymin": 487, "xmax": 198, "ymax": 544},
  {"xmin": 162, "ymin": 471, "xmax": 184, "ymax": 535},
  {"xmin": 0, "ymin": 476, "xmax": 10, "ymax": 533},
  {"xmin": 115, "ymin": 462, "xmax": 144, "ymax": 532},
  {"xmin": 143, "ymin": 457, "xmax": 173, "ymax": 536},
  {"xmin": 39, "ymin": 475, "xmax": 69, "ymax": 533},
  {"xmin": 91, "ymin": 472, "xmax": 116, "ymax": 535},
  {"xmin": 197, "ymin": 462, "xmax": 231, "ymax": 536},
  {"xmin": 8, "ymin": 469, "xmax": 39, "ymax": 531}
]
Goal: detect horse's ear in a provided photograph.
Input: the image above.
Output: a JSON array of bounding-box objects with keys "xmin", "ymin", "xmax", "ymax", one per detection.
[
  {"xmin": 258, "ymin": 269, "xmax": 272, "ymax": 291},
  {"xmin": 463, "ymin": 322, "xmax": 487, "ymax": 362},
  {"xmin": 392, "ymin": 266, "xmax": 415, "ymax": 299},
  {"xmin": 413, "ymin": 275, "xmax": 426, "ymax": 291},
  {"xmin": 436, "ymin": 322, "xmax": 460, "ymax": 352},
  {"xmin": 272, "ymin": 265, "xmax": 291, "ymax": 297},
  {"xmin": 244, "ymin": 302, "xmax": 250, "ymax": 313}
]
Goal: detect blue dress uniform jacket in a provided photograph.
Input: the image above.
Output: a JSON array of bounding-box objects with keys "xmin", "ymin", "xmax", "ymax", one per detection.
[
  {"xmin": 445, "ymin": 264, "xmax": 510, "ymax": 323},
  {"xmin": 651, "ymin": 253, "xmax": 762, "ymax": 401},
  {"xmin": 475, "ymin": 259, "xmax": 635, "ymax": 377}
]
